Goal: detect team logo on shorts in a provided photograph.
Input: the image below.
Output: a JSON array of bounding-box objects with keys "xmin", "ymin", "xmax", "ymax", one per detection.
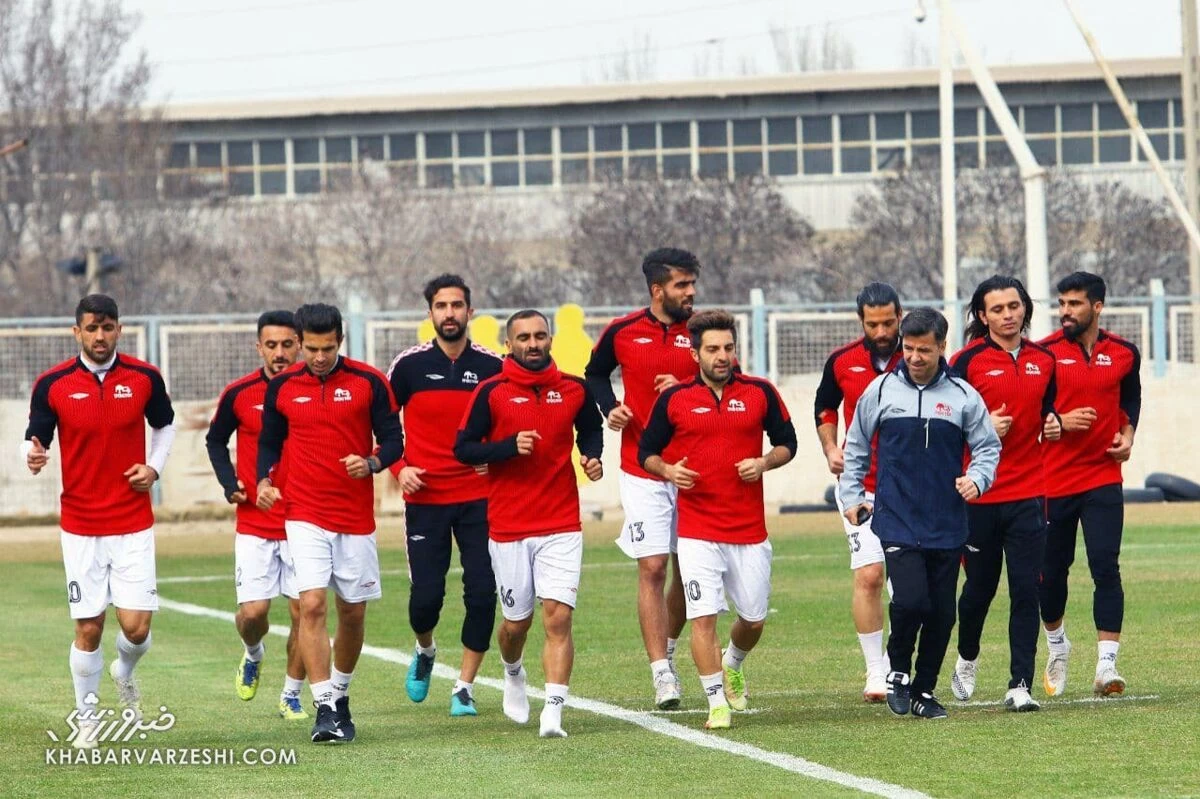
[
  {"xmin": 934, "ymin": 402, "xmax": 953, "ymax": 418},
  {"xmin": 334, "ymin": 388, "xmax": 352, "ymax": 402},
  {"xmin": 113, "ymin": 384, "xmax": 133, "ymax": 399},
  {"xmin": 546, "ymin": 390, "xmax": 563, "ymax": 404},
  {"xmin": 1025, "ymin": 362, "xmax": 1042, "ymax": 375}
]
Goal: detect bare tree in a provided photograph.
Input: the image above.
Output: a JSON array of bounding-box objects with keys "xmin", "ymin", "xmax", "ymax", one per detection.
[
  {"xmin": 585, "ymin": 31, "xmax": 658, "ymax": 84},
  {"xmin": 900, "ymin": 29, "xmax": 934, "ymax": 68},
  {"xmin": 768, "ymin": 23, "xmax": 856, "ymax": 73}
]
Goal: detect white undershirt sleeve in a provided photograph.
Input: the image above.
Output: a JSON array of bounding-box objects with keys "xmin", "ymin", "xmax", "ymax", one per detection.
[{"xmin": 147, "ymin": 423, "xmax": 176, "ymax": 477}]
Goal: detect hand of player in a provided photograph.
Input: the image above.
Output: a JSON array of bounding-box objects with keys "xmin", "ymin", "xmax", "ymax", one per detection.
[
  {"xmin": 340, "ymin": 454, "xmax": 372, "ymax": 479},
  {"xmin": 664, "ymin": 456, "xmax": 699, "ymax": 490},
  {"xmin": 124, "ymin": 464, "xmax": 158, "ymax": 493},
  {"xmin": 26, "ymin": 436, "xmax": 49, "ymax": 475},
  {"xmin": 955, "ymin": 475, "xmax": 980, "ymax": 501},
  {"xmin": 607, "ymin": 404, "xmax": 634, "ymax": 432},
  {"xmin": 228, "ymin": 479, "xmax": 247, "ymax": 504},
  {"xmin": 1106, "ymin": 431, "xmax": 1133, "ymax": 463},
  {"xmin": 653, "ymin": 374, "xmax": 679, "ymax": 393},
  {"xmin": 735, "ymin": 456, "xmax": 767, "ymax": 483},
  {"xmin": 256, "ymin": 479, "xmax": 281, "ymax": 510},
  {"xmin": 398, "ymin": 466, "xmax": 427, "ymax": 494},
  {"xmin": 1060, "ymin": 406, "xmax": 1098, "ymax": 432},
  {"xmin": 989, "ymin": 403, "xmax": 1013, "ymax": 439},
  {"xmin": 580, "ymin": 454, "xmax": 603, "ymax": 482},
  {"xmin": 844, "ymin": 502, "xmax": 873, "ymax": 526},
  {"xmin": 824, "ymin": 446, "xmax": 844, "ymax": 476},
  {"xmin": 516, "ymin": 430, "xmax": 541, "ymax": 455},
  {"xmin": 1042, "ymin": 413, "xmax": 1062, "ymax": 441}
]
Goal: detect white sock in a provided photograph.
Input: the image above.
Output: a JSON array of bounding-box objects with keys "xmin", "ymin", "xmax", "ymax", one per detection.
[
  {"xmin": 281, "ymin": 676, "xmax": 304, "ymax": 699},
  {"xmin": 331, "ymin": 667, "xmax": 353, "ymax": 700},
  {"xmin": 244, "ymin": 641, "xmax": 265, "ymax": 662},
  {"xmin": 69, "ymin": 644, "xmax": 104, "ymax": 714},
  {"xmin": 700, "ymin": 671, "xmax": 728, "ymax": 711},
  {"xmin": 723, "ymin": 643, "xmax": 749, "ymax": 671},
  {"xmin": 502, "ymin": 656, "xmax": 524, "ymax": 677},
  {"xmin": 666, "ymin": 637, "xmax": 678, "ymax": 664},
  {"xmin": 1045, "ymin": 624, "xmax": 1069, "ymax": 652},
  {"xmin": 310, "ymin": 679, "xmax": 336, "ymax": 710},
  {"xmin": 858, "ymin": 630, "xmax": 887, "ymax": 675},
  {"xmin": 114, "ymin": 630, "xmax": 151, "ymax": 681},
  {"xmin": 1097, "ymin": 640, "xmax": 1119, "ymax": 671},
  {"xmin": 541, "ymin": 683, "xmax": 568, "ymax": 726},
  {"xmin": 416, "ymin": 640, "xmax": 437, "ymax": 658},
  {"xmin": 453, "ymin": 679, "xmax": 474, "ymax": 697},
  {"xmin": 650, "ymin": 658, "xmax": 671, "ymax": 679}
]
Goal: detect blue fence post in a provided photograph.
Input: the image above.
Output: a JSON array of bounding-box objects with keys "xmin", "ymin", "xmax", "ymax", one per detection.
[
  {"xmin": 1151, "ymin": 279, "xmax": 1166, "ymax": 378},
  {"xmin": 146, "ymin": 317, "xmax": 164, "ymax": 508},
  {"xmin": 750, "ymin": 288, "xmax": 766, "ymax": 377},
  {"xmin": 348, "ymin": 295, "xmax": 366, "ymax": 362}
]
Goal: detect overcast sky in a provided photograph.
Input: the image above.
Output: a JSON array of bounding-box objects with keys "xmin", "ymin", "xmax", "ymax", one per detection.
[{"xmin": 125, "ymin": 0, "xmax": 1188, "ymax": 106}]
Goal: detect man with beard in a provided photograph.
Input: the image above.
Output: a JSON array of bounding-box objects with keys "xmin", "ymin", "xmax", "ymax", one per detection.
[
  {"xmin": 455, "ymin": 310, "xmax": 604, "ymax": 738},
  {"xmin": 385, "ymin": 274, "xmax": 503, "ymax": 716},
  {"xmin": 639, "ymin": 310, "xmax": 797, "ymax": 730},
  {"xmin": 947, "ymin": 277, "xmax": 1061, "ymax": 711},
  {"xmin": 584, "ymin": 247, "xmax": 700, "ymax": 710},
  {"xmin": 1037, "ymin": 272, "xmax": 1141, "ymax": 698},
  {"xmin": 206, "ymin": 310, "xmax": 310, "ymax": 719},
  {"xmin": 813, "ymin": 282, "xmax": 903, "ymax": 702}
]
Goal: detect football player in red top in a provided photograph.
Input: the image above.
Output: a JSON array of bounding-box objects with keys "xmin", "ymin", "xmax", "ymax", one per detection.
[
  {"xmin": 206, "ymin": 310, "xmax": 309, "ymax": 719},
  {"xmin": 24, "ymin": 294, "xmax": 176, "ymax": 748},
  {"xmin": 256, "ymin": 303, "xmax": 404, "ymax": 744},
  {"xmin": 1037, "ymin": 272, "xmax": 1141, "ymax": 698},
  {"xmin": 584, "ymin": 247, "xmax": 700, "ymax": 710},
  {"xmin": 640, "ymin": 310, "xmax": 797, "ymax": 730},
  {"xmin": 455, "ymin": 310, "xmax": 604, "ymax": 739},
  {"xmin": 948, "ymin": 276, "xmax": 1062, "ymax": 711},
  {"xmin": 813, "ymin": 282, "xmax": 903, "ymax": 701}
]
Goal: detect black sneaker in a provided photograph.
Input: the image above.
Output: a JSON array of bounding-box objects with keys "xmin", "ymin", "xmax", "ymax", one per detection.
[
  {"xmin": 311, "ymin": 702, "xmax": 345, "ymax": 743},
  {"xmin": 335, "ymin": 695, "xmax": 356, "ymax": 742},
  {"xmin": 911, "ymin": 692, "xmax": 948, "ymax": 719},
  {"xmin": 886, "ymin": 671, "xmax": 912, "ymax": 716}
]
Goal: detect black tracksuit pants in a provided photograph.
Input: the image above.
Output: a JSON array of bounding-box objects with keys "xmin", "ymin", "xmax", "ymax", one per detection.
[
  {"xmin": 1039, "ymin": 483, "xmax": 1125, "ymax": 633},
  {"xmin": 884, "ymin": 543, "xmax": 961, "ymax": 696}
]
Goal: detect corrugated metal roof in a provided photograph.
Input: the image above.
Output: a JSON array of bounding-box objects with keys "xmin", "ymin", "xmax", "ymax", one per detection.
[{"xmin": 161, "ymin": 58, "xmax": 1181, "ymax": 123}]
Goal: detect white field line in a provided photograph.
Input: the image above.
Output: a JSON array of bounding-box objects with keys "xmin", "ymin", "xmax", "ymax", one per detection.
[{"xmin": 158, "ymin": 596, "xmax": 930, "ymax": 799}]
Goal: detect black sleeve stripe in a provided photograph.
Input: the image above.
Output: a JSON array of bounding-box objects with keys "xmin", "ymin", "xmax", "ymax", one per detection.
[{"xmin": 949, "ymin": 340, "xmax": 988, "ymax": 381}]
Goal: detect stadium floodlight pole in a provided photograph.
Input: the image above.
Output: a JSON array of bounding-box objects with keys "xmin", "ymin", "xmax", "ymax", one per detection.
[
  {"xmin": 937, "ymin": 0, "xmax": 958, "ymax": 347},
  {"xmin": 940, "ymin": 0, "xmax": 1053, "ymax": 339},
  {"xmin": 1185, "ymin": 0, "xmax": 1200, "ymax": 364}
]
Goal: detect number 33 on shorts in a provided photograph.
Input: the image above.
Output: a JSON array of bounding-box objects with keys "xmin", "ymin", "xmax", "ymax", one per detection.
[{"xmin": 846, "ymin": 531, "xmax": 861, "ymax": 553}]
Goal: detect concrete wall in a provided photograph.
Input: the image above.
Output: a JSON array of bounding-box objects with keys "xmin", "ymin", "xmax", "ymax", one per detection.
[{"xmin": 4, "ymin": 365, "xmax": 1197, "ymax": 520}]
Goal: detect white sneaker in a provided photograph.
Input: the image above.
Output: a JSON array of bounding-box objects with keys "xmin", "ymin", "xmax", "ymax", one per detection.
[
  {"xmin": 72, "ymin": 717, "xmax": 100, "ymax": 749},
  {"xmin": 1093, "ymin": 663, "xmax": 1126, "ymax": 697},
  {"xmin": 502, "ymin": 668, "xmax": 530, "ymax": 724},
  {"xmin": 950, "ymin": 656, "xmax": 977, "ymax": 701},
  {"xmin": 109, "ymin": 660, "xmax": 142, "ymax": 722},
  {"xmin": 1043, "ymin": 639, "xmax": 1071, "ymax": 697},
  {"xmin": 654, "ymin": 671, "xmax": 681, "ymax": 710},
  {"xmin": 1004, "ymin": 682, "xmax": 1041, "ymax": 712},
  {"xmin": 862, "ymin": 670, "xmax": 887, "ymax": 703}
]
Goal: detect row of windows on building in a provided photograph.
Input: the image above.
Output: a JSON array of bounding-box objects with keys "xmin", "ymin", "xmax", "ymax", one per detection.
[{"xmin": 163, "ymin": 99, "xmax": 1188, "ymax": 197}]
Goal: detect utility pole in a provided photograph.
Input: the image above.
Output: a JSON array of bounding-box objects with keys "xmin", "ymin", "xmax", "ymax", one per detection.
[
  {"xmin": 938, "ymin": 0, "xmax": 959, "ymax": 347},
  {"xmin": 1182, "ymin": 0, "xmax": 1200, "ymax": 361}
]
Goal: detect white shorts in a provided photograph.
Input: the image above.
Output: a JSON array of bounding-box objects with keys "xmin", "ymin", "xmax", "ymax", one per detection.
[
  {"xmin": 834, "ymin": 488, "xmax": 884, "ymax": 570},
  {"xmin": 235, "ymin": 535, "xmax": 298, "ymax": 604},
  {"xmin": 615, "ymin": 472, "xmax": 678, "ymax": 559},
  {"xmin": 489, "ymin": 532, "xmax": 583, "ymax": 621},
  {"xmin": 285, "ymin": 521, "xmax": 381, "ymax": 603},
  {"xmin": 676, "ymin": 537, "xmax": 772, "ymax": 622},
  {"xmin": 61, "ymin": 528, "xmax": 158, "ymax": 619}
]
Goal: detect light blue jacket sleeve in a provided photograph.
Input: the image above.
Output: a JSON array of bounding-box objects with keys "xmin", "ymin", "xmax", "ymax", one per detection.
[
  {"xmin": 961, "ymin": 382, "xmax": 1001, "ymax": 495},
  {"xmin": 838, "ymin": 375, "xmax": 884, "ymax": 509}
]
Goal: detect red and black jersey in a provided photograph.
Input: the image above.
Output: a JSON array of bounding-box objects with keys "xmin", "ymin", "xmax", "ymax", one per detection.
[
  {"xmin": 813, "ymin": 338, "xmax": 902, "ymax": 493},
  {"xmin": 25, "ymin": 354, "xmax": 175, "ymax": 536},
  {"xmin": 257, "ymin": 357, "xmax": 403, "ymax": 535},
  {"xmin": 206, "ymin": 369, "xmax": 287, "ymax": 539},
  {"xmin": 385, "ymin": 339, "xmax": 503, "ymax": 505},
  {"xmin": 950, "ymin": 337, "xmax": 1057, "ymax": 504},
  {"xmin": 584, "ymin": 308, "xmax": 700, "ymax": 480},
  {"xmin": 1038, "ymin": 329, "xmax": 1141, "ymax": 498},
  {"xmin": 455, "ymin": 357, "xmax": 603, "ymax": 542},
  {"xmin": 639, "ymin": 374, "xmax": 797, "ymax": 545}
]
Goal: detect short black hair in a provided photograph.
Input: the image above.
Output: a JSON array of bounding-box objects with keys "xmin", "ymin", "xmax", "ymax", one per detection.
[
  {"xmin": 856, "ymin": 282, "xmax": 901, "ymax": 318},
  {"xmin": 642, "ymin": 247, "xmax": 701, "ymax": 290},
  {"xmin": 75, "ymin": 294, "xmax": 119, "ymax": 324},
  {"xmin": 1056, "ymin": 271, "xmax": 1106, "ymax": 304},
  {"xmin": 505, "ymin": 308, "xmax": 550, "ymax": 338},
  {"xmin": 966, "ymin": 275, "xmax": 1033, "ymax": 341},
  {"xmin": 686, "ymin": 308, "xmax": 737, "ymax": 349},
  {"xmin": 423, "ymin": 273, "xmax": 471, "ymax": 308},
  {"xmin": 899, "ymin": 307, "xmax": 949, "ymax": 343},
  {"xmin": 257, "ymin": 310, "xmax": 296, "ymax": 336},
  {"xmin": 293, "ymin": 303, "xmax": 343, "ymax": 340}
]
